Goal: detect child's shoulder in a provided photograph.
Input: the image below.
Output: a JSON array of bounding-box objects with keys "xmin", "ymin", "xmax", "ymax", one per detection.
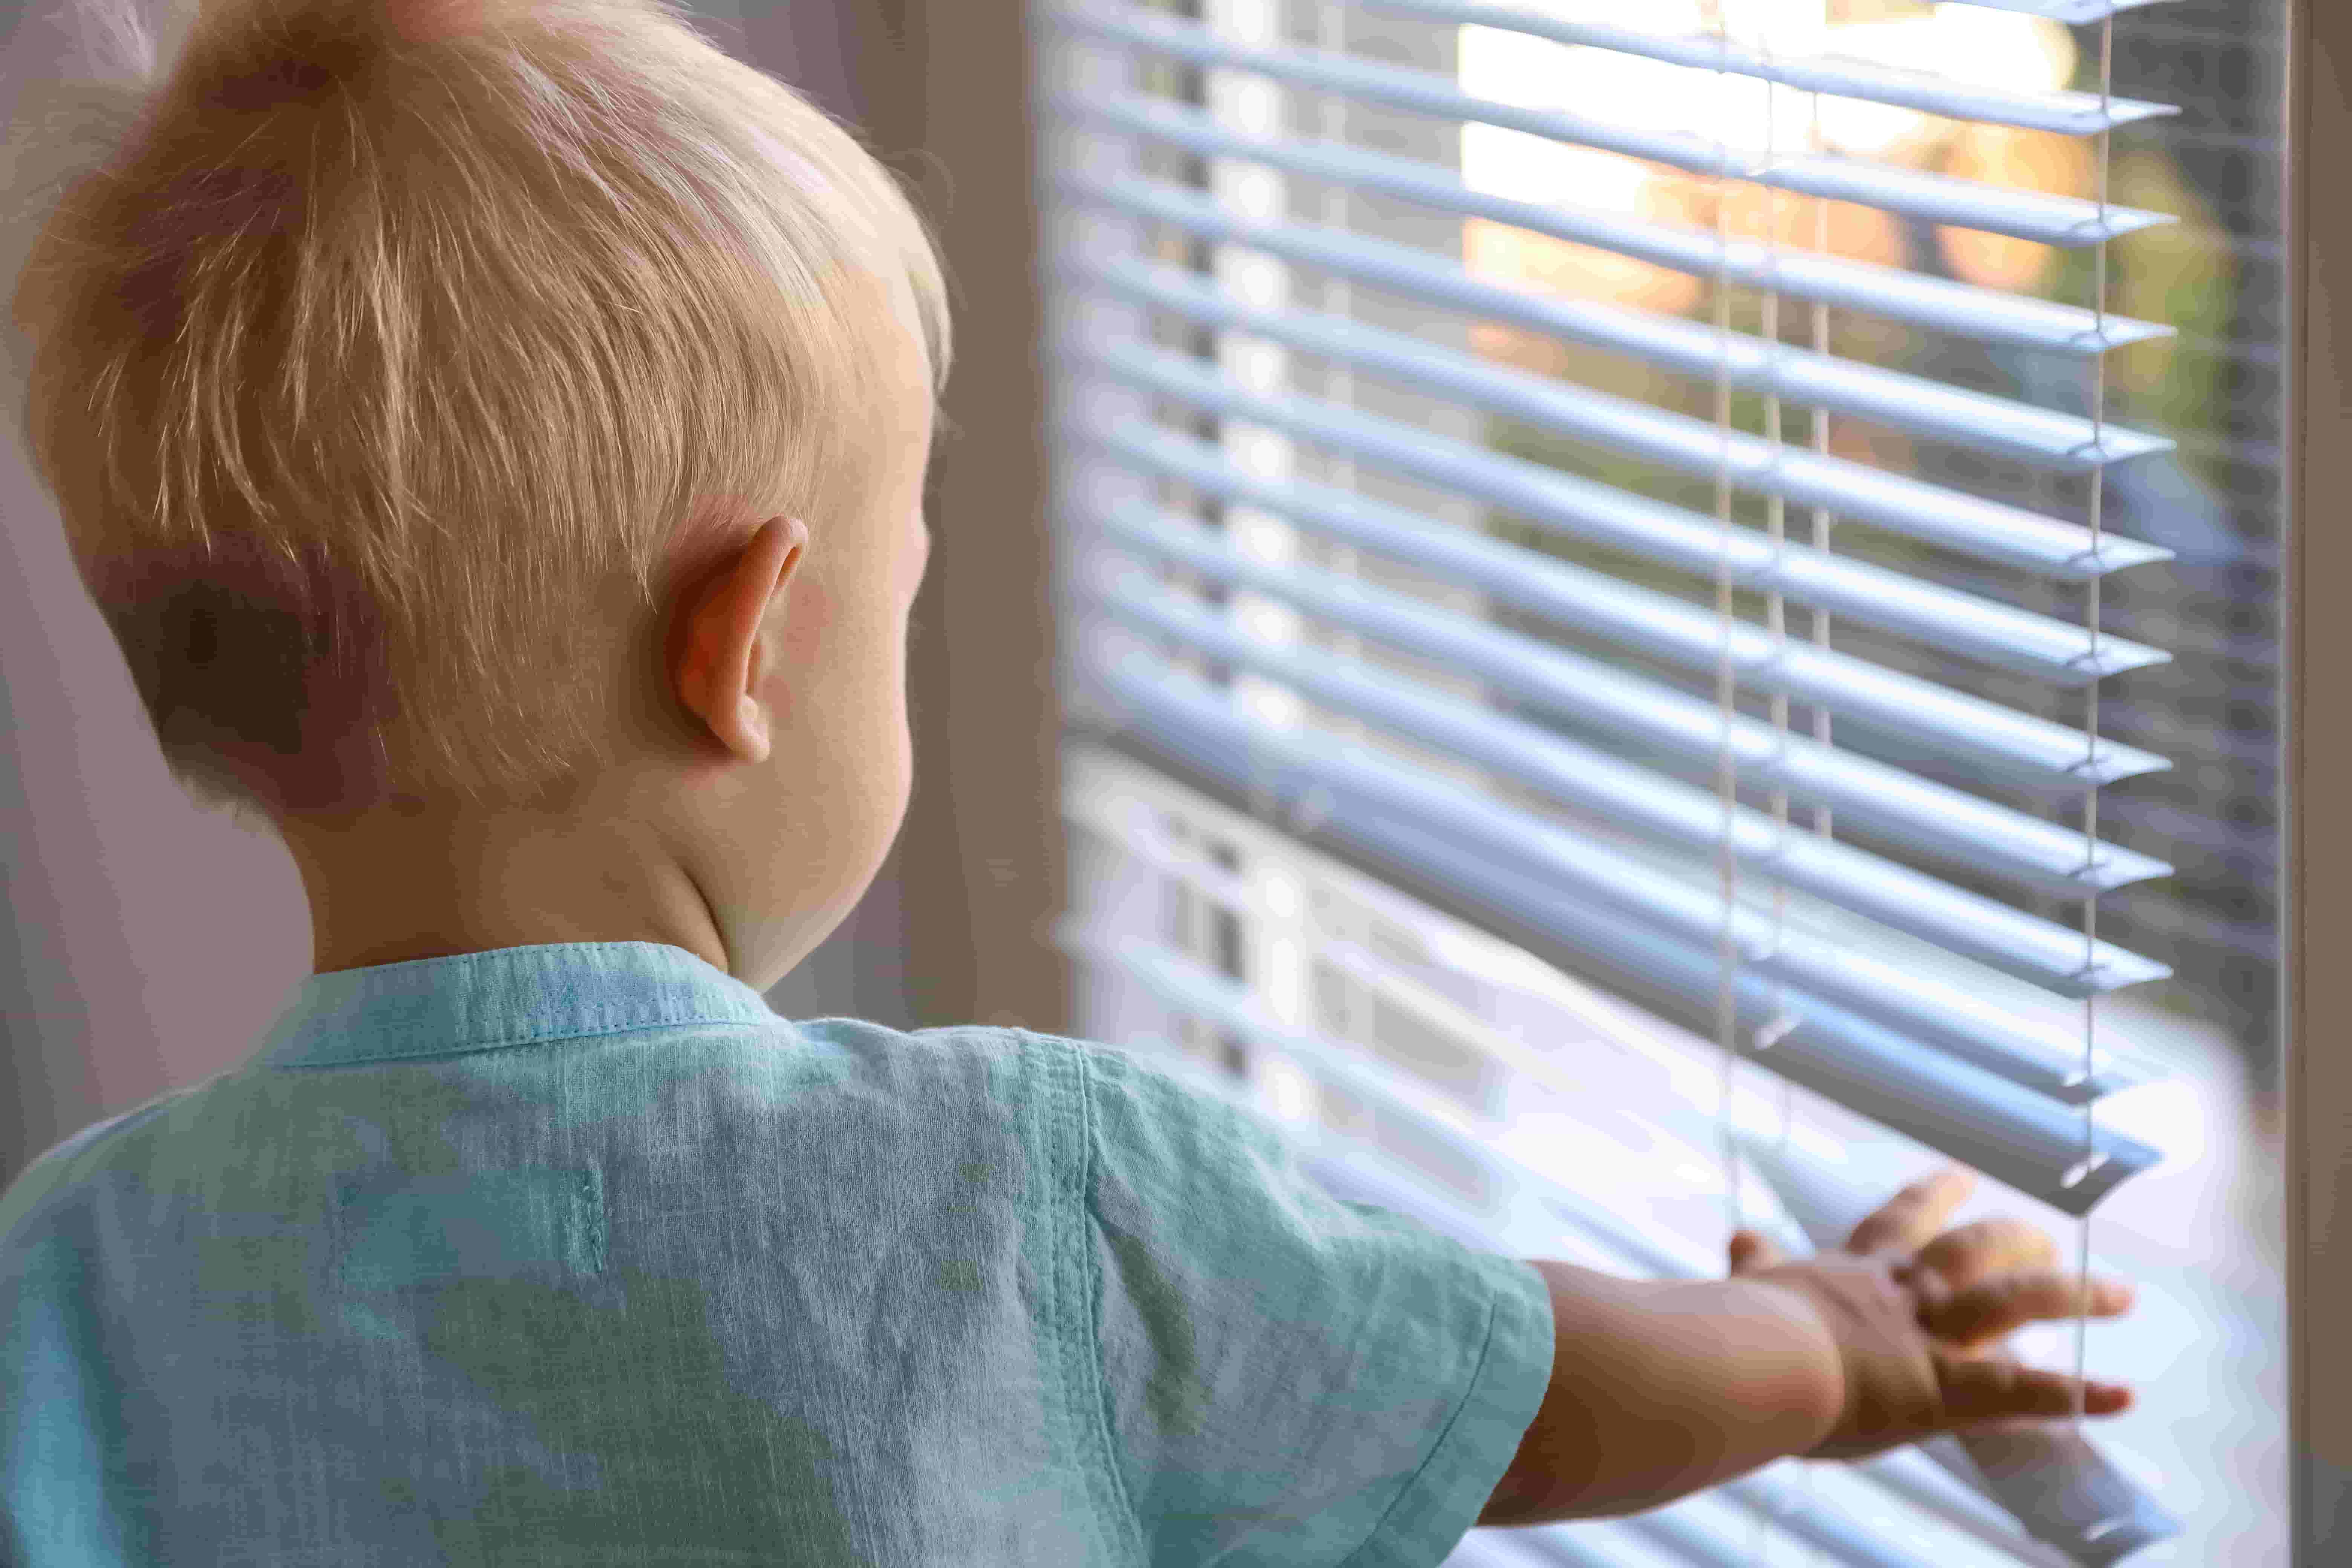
[
  {"xmin": 790, "ymin": 1016, "xmax": 1153, "ymax": 1080},
  {"xmin": 787, "ymin": 1017, "xmax": 1126, "ymax": 1106},
  {"xmin": 785, "ymin": 1019, "xmax": 1265, "ymax": 1147},
  {"xmin": 0, "ymin": 1076, "xmax": 220, "ymax": 1235},
  {"xmin": 891, "ymin": 1023, "xmax": 1246, "ymax": 1107}
]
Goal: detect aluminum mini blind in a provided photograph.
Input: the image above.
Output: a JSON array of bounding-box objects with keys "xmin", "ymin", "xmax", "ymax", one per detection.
[{"xmin": 1043, "ymin": 1, "xmax": 2190, "ymax": 1563}]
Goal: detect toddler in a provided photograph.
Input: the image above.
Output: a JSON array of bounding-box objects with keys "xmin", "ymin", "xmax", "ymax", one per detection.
[{"xmin": 0, "ymin": 2, "xmax": 2139, "ymax": 1563}]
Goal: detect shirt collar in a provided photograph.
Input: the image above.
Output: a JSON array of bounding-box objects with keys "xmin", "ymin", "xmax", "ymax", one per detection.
[{"xmin": 249, "ymin": 941, "xmax": 781, "ymax": 1069}]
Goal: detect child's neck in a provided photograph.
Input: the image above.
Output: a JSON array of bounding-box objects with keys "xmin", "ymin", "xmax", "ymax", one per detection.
[{"xmin": 272, "ymin": 801, "xmax": 731, "ymax": 978}]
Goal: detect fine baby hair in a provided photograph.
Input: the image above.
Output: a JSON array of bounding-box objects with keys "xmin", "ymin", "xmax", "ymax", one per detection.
[{"xmin": 5, "ymin": 0, "xmax": 949, "ymax": 822}]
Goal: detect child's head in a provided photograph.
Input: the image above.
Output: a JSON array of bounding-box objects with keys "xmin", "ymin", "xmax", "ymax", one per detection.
[{"xmin": 8, "ymin": 0, "xmax": 951, "ymax": 986}]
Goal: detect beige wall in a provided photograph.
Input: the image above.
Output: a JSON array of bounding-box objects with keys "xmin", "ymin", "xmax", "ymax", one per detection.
[
  {"xmin": 0, "ymin": 0, "xmax": 1060, "ymax": 1187},
  {"xmin": 850, "ymin": 0, "xmax": 1066, "ymax": 1036}
]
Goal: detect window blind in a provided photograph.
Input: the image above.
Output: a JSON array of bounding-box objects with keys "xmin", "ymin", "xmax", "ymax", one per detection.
[{"xmin": 1042, "ymin": 1, "xmax": 2194, "ymax": 1563}]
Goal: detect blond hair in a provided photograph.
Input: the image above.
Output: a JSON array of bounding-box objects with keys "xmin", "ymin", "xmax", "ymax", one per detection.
[{"xmin": 7, "ymin": 0, "xmax": 949, "ymax": 819}]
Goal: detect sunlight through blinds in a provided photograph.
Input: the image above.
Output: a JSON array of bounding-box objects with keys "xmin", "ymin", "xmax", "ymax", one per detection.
[{"xmin": 1042, "ymin": 0, "xmax": 2193, "ymax": 1562}]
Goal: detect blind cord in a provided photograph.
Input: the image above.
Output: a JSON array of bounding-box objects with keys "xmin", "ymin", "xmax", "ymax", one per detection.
[
  {"xmin": 2071, "ymin": 10, "xmax": 2118, "ymax": 1441},
  {"xmin": 1807, "ymin": 93, "xmax": 1834, "ymax": 853},
  {"xmin": 1712, "ymin": 0, "xmax": 1747, "ymax": 1270},
  {"xmin": 1754, "ymin": 23, "xmax": 1804, "ymax": 1566},
  {"xmin": 1758, "ymin": 18, "xmax": 1797, "ymax": 1080},
  {"xmin": 1315, "ymin": 3, "xmax": 1365, "ymax": 729},
  {"xmin": 1792, "ymin": 70, "xmax": 1831, "ymax": 1568}
]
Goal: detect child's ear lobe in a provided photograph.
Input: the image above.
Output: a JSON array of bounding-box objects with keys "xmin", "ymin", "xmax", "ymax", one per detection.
[{"xmin": 735, "ymin": 696, "xmax": 771, "ymax": 763}]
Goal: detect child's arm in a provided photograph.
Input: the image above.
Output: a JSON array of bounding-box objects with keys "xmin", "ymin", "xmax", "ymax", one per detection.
[
  {"xmin": 1474, "ymin": 1258, "xmax": 1844, "ymax": 1523},
  {"xmin": 1478, "ymin": 1165, "xmax": 2139, "ymax": 1525}
]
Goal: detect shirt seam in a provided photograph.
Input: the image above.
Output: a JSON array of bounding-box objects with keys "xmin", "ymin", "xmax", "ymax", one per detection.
[
  {"xmin": 1336, "ymin": 1289, "xmax": 1509, "ymax": 1568},
  {"xmin": 312, "ymin": 999, "xmax": 767, "ymax": 1043},
  {"xmin": 1035, "ymin": 1030, "xmax": 1150, "ymax": 1567},
  {"xmin": 286, "ymin": 940, "xmax": 697, "ymax": 980},
  {"xmin": 317, "ymin": 1001, "xmax": 762, "ymax": 1034},
  {"xmin": 271, "ymin": 1015, "xmax": 771, "ymax": 1068}
]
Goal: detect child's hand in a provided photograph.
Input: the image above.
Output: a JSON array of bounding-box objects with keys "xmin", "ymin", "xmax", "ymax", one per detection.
[{"xmin": 1726, "ymin": 1164, "xmax": 2139, "ymax": 1462}]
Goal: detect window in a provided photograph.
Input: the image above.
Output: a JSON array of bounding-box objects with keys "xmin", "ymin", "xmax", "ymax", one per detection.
[{"xmin": 1043, "ymin": 2, "xmax": 2288, "ymax": 1562}]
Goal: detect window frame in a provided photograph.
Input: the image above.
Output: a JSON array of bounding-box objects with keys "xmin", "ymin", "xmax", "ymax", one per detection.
[{"xmin": 2284, "ymin": 0, "xmax": 2345, "ymax": 1558}]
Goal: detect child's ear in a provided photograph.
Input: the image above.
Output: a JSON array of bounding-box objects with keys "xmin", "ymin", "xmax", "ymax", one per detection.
[{"xmin": 668, "ymin": 515, "xmax": 807, "ymax": 764}]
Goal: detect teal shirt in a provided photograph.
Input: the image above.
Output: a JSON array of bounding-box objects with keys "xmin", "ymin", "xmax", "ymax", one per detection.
[{"xmin": 0, "ymin": 941, "xmax": 1553, "ymax": 1566}]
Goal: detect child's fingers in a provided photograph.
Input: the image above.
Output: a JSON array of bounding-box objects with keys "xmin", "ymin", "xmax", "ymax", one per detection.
[
  {"xmin": 1845, "ymin": 1164, "xmax": 1977, "ymax": 1259},
  {"xmin": 1914, "ymin": 1216, "xmax": 2060, "ymax": 1292},
  {"xmin": 1936, "ymin": 1355, "xmax": 2134, "ymax": 1422},
  {"xmin": 1727, "ymin": 1228, "xmax": 1782, "ymax": 1274},
  {"xmin": 1925, "ymin": 1269, "xmax": 2138, "ymax": 1347}
]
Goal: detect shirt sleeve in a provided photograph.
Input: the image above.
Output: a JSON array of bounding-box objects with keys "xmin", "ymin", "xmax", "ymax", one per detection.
[{"xmin": 1057, "ymin": 1032, "xmax": 1556, "ymax": 1568}]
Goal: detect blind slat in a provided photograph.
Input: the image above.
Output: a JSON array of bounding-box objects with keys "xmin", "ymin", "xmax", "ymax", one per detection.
[
  {"xmin": 1076, "ymin": 260, "xmax": 2168, "ymax": 535},
  {"xmin": 1082, "ymin": 665, "xmax": 2170, "ymax": 1200},
  {"xmin": 1072, "ymin": 329, "xmax": 2167, "ymax": 578},
  {"xmin": 1625, "ymin": 1504, "xmax": 1859, "ymax": 1568},
  {"xmin": 1064, "ymin": 381, "xmax": 2169, "ymax": 788},
  {"xmin": 1083, "ymin": 418, "xmax": 2167, "ymax": 686},
  {"xmin": 1089, "ymin": 498, "xmax": 2172, "ymax": 900},
  {"xmin": 1070, "ymin": 765, "xmax": 2154, "ymax": 1121},
  {"xmin": 1063, "ymin": 93, "xmax": 2173, "ymax": 354},
  {"xmin": 1715, "ymin": 1478, "xmax": 1958, "ymax": 1568},
  {"xmin": 1087, "ymin": 247, "xmax": 2173, "ymax": 475},
  {"xmin": 1094, "ymin": 864, "xmax": 2145, "ymax": 1237},
  {"xmin": 1932, "ymin": 0, "xmax": 2176, "ymax": 20},
  {"xmin": 1068, "ymin": 181, "xmax": 2170, "ymax": 472},
  {"xmin": 1091, "ymin": 570, "xmax": 2165, "ymax": 994},
  {"xmin": 1451, "ymin": 1535, "xmax": 1605, "ymax": 1568},
  {"xmin": 1862, "ymin": 1450, "xmax": 2089, "ymax": 1568},
  {"xmin": 1337, "ymin": 771, "xmax": 2162, "ymax": 1103},
  {"xmin": 1463, "ymin": 1528, "xmax": 1653, "ymax": 1568},
  {"xmin": 1358, "ymin": 0, "xmax": 2180, "ymax": 136},
  {"xmin": 1100, "ymin": 913, "xmax": 2158, "ymax": 1257},
  {"xmin": 1061, "ymin": 8, "xmax": 2174, "ymax": 243}
]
